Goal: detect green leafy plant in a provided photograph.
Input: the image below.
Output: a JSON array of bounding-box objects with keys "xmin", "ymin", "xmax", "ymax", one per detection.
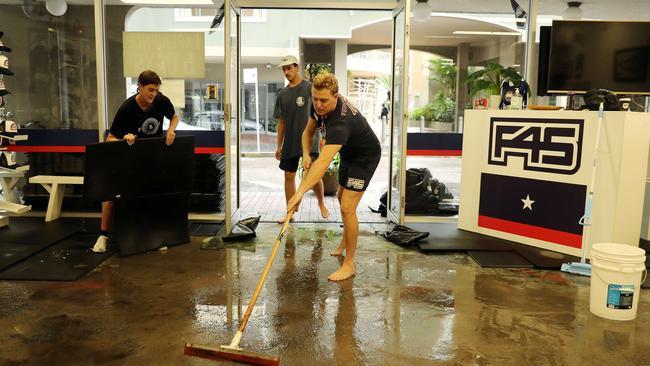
[
  {"xmin": 374, "ymin": 74, "xmax": 392, "ymax": 91},
  {"xmin": 427, "ymin": 58, "xmax": 457, "ymax": 97},
  {"xmin": 464, "ymin": 61, "xmax": 522, "ymax": 98},
  {"xmin": 409, "ymin": 92, "xmax": 456, "ymax": 122},
  {"xmin": 298, "ymin": 153, "xmax": 340, "ymax": 177},
  {"xmin": 305, "ymin": 63, "xmax": 333, "ymax": 82}
]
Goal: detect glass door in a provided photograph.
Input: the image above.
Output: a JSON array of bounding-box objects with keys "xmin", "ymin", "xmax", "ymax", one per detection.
[
  {"xmin": 387, "ymin": 1, "xmax": 410, "ymax": 225},
  {"xmin": 225, "ymin": 0, "xmax": 241, "ymax": 232}
]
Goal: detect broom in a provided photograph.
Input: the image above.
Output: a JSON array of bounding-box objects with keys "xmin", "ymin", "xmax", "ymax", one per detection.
[
  {"xmin": 561, "ymin": 102, "xmax": 605, "ymax": 277},
  {"xmin": 184, "ymin": 211, "xmax": 295, "ymax": 365}
]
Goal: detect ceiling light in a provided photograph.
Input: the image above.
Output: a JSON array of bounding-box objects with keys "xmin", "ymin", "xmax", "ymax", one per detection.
[
  {"xmin": 413, "ymin": 0, "xmax": 431, "ymax": 22},
  {"xmin": 563, "ymin": 1, "xmax": 583, "ymax": 20},
  {"xmin": 453, "ymin": 31, "xmax": 521, "ymax": 36}
]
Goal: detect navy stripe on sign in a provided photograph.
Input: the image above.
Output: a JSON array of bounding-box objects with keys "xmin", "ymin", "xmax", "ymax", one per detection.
[
  {"xmin": 406, "ymin": 133, "xmax": 463, "ymax": 151},
  {"xmin": 478, "ymin": 173, "xmax": 586, "ymax": 248}
]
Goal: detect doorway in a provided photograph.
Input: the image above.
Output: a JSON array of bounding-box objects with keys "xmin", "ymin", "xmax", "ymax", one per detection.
[{"xmin": 228, "ymin": 5, "xmax": 406, "ymax": 225}]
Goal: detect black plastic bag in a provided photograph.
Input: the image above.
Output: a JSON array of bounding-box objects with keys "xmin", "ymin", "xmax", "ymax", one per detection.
[
  {"xmin": 378, "ymin": 223, "xmax": 429, "ymax": 246},
  {"xmin": 222, "ymin": 216, "xmax": 261, "ymax": 241}
]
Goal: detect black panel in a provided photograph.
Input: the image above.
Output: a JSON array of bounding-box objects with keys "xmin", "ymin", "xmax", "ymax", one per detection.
[
  {"xmin": 115, "ymin": 193, "xmax": 190, "ymax": 256},
  {"xmin": 83, "ymin": 136, "xmax": 195, "ymax": 202},
  {"xmin": 537, "ymin": 25, "xmax": 552, "ymax": 96}
]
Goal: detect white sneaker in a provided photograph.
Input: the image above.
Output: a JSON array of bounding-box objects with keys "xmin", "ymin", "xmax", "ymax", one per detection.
[{"xmin": 92, "ymin": 235, "xmax": 108, "ymax": 253}]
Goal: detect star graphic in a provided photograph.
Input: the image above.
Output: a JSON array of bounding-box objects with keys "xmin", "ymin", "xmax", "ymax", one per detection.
[{"xmin": 521, "ymin": 194, "xmax": 535, "ymax": 210}]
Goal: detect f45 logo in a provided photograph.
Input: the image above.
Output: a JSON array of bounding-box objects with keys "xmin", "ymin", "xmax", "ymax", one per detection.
[{"xmin": 488, "ymin": 118, "xmax": 584, "ymax": 175}]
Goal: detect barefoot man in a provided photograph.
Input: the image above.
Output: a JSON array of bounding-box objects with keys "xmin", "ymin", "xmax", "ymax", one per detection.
[
  {"xmin": 287, "ymin": 73, "xmax": 381, "ymax": 281},
  {"xmin": 274, "ymin": 55, "xmax": 329, "ymax": 223}
]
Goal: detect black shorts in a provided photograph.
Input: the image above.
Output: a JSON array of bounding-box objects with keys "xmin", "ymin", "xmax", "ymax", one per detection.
[
  {"xmin": 279, "ymin": 153, "xmax": 319, "ymax": 172},
  {"xmin": 338, "ymin": 155, "xmax": 380, "ymax": 192}
]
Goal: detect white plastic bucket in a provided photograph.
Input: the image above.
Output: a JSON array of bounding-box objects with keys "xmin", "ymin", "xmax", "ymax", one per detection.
[{"xmin": 590, "ymin": 243, "xmax": 646, "ymax": 321}]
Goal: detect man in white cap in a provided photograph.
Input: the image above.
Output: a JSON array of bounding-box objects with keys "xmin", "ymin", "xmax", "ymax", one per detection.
[{"xmin": 273, "ymin": 55, "xmax": 329, "ymax": 223}]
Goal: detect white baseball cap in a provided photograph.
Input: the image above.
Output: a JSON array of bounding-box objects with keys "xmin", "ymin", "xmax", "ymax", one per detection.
[
  {"xmin": 0, "ymin": 55, "xmax": 13, "ymax": 75},
  {"xmin": 0, "ymin": 78, "xmax": 10, "ymax": 96},
  {"xmin": 278, "ymin": 55, "xmax": 299, "ymax": 67},
  {"xmin": 0, "ymin": 39, "xmax": 10, "ymax": 53}
]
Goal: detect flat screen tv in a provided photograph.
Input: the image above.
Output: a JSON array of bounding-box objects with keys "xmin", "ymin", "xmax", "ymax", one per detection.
[{"xmin": 547, "ymin": 20, "xmax": 650, "ymax": 95}]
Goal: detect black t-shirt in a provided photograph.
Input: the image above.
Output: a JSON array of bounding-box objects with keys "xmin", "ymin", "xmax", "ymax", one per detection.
[
  {"xmin": 311, "ymin": 96, "xmax": 381, "ymax": 164},
  {"xmin": 109, "ymin": 93, "xmax": 175, "ymax": 139}
]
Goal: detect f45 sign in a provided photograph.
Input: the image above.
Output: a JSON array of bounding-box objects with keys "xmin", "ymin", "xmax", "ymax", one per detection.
[{"xmin": 488, "ymin": 118, "xmax": 584, "ymax": 175}]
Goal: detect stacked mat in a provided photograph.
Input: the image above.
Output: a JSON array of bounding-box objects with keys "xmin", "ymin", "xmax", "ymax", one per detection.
[
  {"xmin": 391, "ymin": 223, "xmax": 581, "ymax": 269},
  {"xmin": 191, "ymin": 154, "xmax": 225, "ymax": 212}
]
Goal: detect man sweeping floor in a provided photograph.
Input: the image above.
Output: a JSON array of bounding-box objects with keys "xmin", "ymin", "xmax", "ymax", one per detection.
[{"xmin": 287, "ymin": 72, "xmax": 381, "ymax": 281}]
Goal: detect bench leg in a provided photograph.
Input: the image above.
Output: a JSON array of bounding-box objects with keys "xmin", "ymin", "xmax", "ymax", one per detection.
[
  {"xmin": 45, "ymin": 183, "xmax": 66, "ymax": 222},
  {"xmin": 0, "ymin": 177, "xmax": 20, "ymax": 204}
]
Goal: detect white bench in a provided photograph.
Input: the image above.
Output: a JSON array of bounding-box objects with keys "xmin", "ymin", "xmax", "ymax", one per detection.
[
  {"xmin": 28, "ymin": 175, "xmax": 84, "ymax": 222},
  {"xmin": 0, "ymin": 169, "xmax": 27, "ymax": 204}
]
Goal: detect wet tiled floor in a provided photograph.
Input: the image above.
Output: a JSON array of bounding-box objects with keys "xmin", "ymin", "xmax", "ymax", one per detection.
[{"xmin": 1, "ymin": 223, "xmax": 649, "ymax": 365}]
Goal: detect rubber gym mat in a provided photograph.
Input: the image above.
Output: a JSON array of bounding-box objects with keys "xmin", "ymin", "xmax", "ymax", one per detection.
[
  {"xmin": 83, "ymin": 136, "xmax": 195, "ymax": 203},
  {"xmin": 115, "ymin": 193, "xmax": 190, "ymax": 256},
  {"xmin": 509, "ymin": 243, "xmax": 581, "ymax": 269},
  {"xmin": 0, "ymin": 217, "xmax": 84, "ymax": 245},
  {"xmin": 0, "ymin": 232, "xmax": 114, "ymax": 281},
  {"xmin": 468, "ymin": 250, "xmax": 535, "ymax": 268},
  {"xmin": 0, "ymin": 241, "xmax": 55, "ymax": 272},
  {"xmin": 409, "ymin": 223, "xmax": 513, "ymax": 252},
  {"xmin": 189, "ymin": 221, "xmax": 224, "ymax": 236}
]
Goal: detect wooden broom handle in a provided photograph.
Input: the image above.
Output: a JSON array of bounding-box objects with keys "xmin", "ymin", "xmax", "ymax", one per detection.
[{"xmin": 237, "ymin": 210, "xmax": 294, "ymax": 333}]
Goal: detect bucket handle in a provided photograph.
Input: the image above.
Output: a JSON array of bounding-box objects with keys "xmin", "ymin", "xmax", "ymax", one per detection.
[{"xmin": 594, "ymin": 267, "xmax": 647, "ymax": 286}]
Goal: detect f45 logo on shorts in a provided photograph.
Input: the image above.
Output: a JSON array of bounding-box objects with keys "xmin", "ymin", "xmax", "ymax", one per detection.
[
  {"xmin": 346, "ymin": 178, "xmax": 365, "ymax": 190},
  {"xmin": 488, "ymin": 117, "xmax": 584, "ymax": 175}
]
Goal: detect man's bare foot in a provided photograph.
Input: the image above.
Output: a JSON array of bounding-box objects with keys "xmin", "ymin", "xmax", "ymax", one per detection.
[
  {"xmin": 328, "ymin": 262, "xmax": 355, "ymax": 281},
  {"xmin": 330, "ymin": 242, "xmax": 345, "ymax": 256},
  {"xmin": 319, "ymin": 203, "xmax": 330, "ymax": 219},
  {"xmin": 330, "ymin": 248, "xmax": 344, "ymax": 256},
  {"xmin": 277, "ymin": 217, "xmax": 295, "ymax": 224}
]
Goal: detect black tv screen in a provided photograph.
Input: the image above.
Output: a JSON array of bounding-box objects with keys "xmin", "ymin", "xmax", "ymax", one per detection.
[{"xmin": 547, "ymin": 20, "xmax": 650, "ymax": 94}]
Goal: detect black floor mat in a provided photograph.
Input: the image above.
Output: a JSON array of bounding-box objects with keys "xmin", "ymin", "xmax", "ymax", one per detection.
[
  {"xmin": 409, "ymin": 223, "xmax": 513, "ymax": 252},
  {"xmin": 0, "ymin": 241, "xmax": 56, "ymax": 272},
  {"xmin": 510, "ymin": 243, "xmax": 582, "ymax": 269},
  {"xmin": 468, "ymin": 250, "xmax": 535, "ymax": 268},
  {"xmin": 0, "ymin": 217, "xmax": 100, "ymax": 271},
  {"xmin": 189, "ymin": 221, "xmax": 224, "ymax": 236},
  {"xmin": 0, "ymin": 217, "xmax": 91, "ymax": 245},
  {"xmin": 0, "ymin": 232, "xmax": 114, "ymax": 281}
]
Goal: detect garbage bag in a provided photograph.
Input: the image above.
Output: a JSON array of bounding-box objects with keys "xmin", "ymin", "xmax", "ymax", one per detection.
[
  {"xmin": 378, "ymin": 223, "xmax": 429, "ymax": 246},
  {"xmin": 222, "ymin": 216, "xmax": 261, "ymax": 241}
]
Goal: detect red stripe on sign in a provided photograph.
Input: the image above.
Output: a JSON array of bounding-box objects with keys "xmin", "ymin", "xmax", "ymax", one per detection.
[
  {"xmin": 478, "ymin": 215, "xmax": 582, "ymax": 248},
  {"xmin": 407, "ymin": 149, "xmax": 462, "ymax": 156},
  {"xmin": 6, "ymin": 146, "xmax": 86, "ymax": 153},
  {"xmin": 6, "ymin": 146, "xmax": 225, "ymax": 154},
  {"xmin": 195, "ymin": 147, "xmax": 225, "ymax": 154}
]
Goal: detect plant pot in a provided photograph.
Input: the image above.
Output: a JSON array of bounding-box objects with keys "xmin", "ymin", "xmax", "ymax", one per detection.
[
  {"xmin": 322, "ymin": 171, "xmax": 338, "ymax": 196},
  {"xmin": 488, "ymin": 95, "xmax": 501, "ymax": 109}
]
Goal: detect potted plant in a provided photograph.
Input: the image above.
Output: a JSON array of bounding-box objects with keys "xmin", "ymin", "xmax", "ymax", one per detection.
[
  {"xmin": 321, "ymin": 153, "xmax": 340, "ymax": 196},
  {"xmin": 298, "ymin": 153, "xmax": 340, "ymax": 196},
  {"xmin": 465, "ymin": 61, "xmax": 523, "ymax": 108}
]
